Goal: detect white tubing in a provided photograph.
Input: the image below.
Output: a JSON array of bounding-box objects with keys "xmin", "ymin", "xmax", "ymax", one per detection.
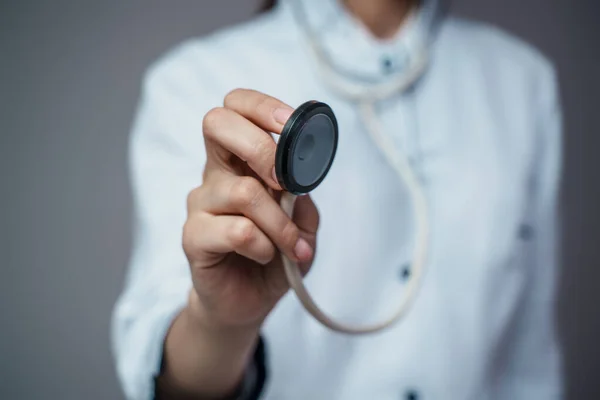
[{"xmin": 280, "ymin": 0, "xmax": 430, "ymax": 334}]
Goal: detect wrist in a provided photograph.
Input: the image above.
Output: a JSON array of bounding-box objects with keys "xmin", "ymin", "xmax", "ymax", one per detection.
[
  {"xmin": 160, "ymin": 291, "xmax": 261, "ymax": 398},
  {"xmin": 186, "ymin": 289, "xmax": 263, "ymax": 338},
  {"xmin": 184, "ymin": 289, "xmax": 262, "ymax": 384}
]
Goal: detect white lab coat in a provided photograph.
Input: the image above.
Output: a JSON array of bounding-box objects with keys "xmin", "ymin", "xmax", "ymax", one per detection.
[{"xmin": 112, "ymin": 0, "xmax": 563, "ymax": 398}]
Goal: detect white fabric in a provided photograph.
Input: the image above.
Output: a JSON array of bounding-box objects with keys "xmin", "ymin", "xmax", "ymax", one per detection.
[{"xmin": 111, "ymin": 0, "xmax": 563, "ymax": 398}]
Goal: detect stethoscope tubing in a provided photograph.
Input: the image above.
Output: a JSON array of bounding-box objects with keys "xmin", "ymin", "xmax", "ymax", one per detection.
[{"xmin": 279, "ymin": 0, "xmax": 430, "ymax": 334}]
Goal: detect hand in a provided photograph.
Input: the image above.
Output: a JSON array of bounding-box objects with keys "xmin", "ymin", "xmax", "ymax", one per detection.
[{"xmin": 183, "ymin": 89, "xmax": 320, "ymax": 330}]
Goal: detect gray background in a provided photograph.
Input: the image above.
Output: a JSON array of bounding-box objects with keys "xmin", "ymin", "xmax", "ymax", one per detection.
[{"xmin": 0, "ymin": 0, "xmax": 598, "ymax": 398}]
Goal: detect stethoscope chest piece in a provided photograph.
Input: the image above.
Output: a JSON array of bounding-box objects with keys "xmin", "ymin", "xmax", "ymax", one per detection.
[{"xmin": 275, "ymin": 101, "xmax": 338, "ymax": 194}]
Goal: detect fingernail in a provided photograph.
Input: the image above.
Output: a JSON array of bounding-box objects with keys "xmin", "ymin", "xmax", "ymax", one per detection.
[
  {"xmin": 273, "ymin": 107, "xmax": 293, "ymax": 126},
  {"xmin": 294, "ymin": 238, "xmax": 313, "ymax": 262},
  {"xmin": 272, "ymin": 166, "xmax": 279, "ymax": 185}
]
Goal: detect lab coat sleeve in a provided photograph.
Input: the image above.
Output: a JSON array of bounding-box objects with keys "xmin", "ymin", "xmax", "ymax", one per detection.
[
  {"xmin": 110, "ymin": 53, "xmax": 211, "ymax": 400},
  {"xmin": 494, "ymin": 63, "xmax": 564, "ymax": 399}
]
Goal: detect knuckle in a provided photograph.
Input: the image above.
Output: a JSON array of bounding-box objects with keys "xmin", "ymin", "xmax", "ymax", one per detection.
[
  {"xmin": 182, "ymin": 217, "xmax": 201, "ymax": 255},
  {"xmin": 230, "ymin": 177, "xmax": 262, "ymax": 209},
  {"xmin": 229, "ymin": 219, "xmax": 256, "ymax": 248},
  {"xmin": 202, "ymin": 107, "xmax": 227, "ymax": 136},
  {"xmin": 186, "ymin": 187, "xmax": 203, "ymax": 212}
]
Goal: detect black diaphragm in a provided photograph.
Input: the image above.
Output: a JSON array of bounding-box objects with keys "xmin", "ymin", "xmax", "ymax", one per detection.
[{"xmin": 275, "ymin": 101, "xmax": 338, "ymax": 194}]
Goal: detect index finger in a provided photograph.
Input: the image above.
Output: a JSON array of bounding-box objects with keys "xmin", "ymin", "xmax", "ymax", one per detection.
[{"xmin": 224, "ymin": 89, "xmax": 294, "ymax": 134}]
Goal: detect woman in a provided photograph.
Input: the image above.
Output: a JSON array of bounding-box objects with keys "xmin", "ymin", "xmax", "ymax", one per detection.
[{"xmin": 112, "ymin": 0, "xmax": 563, "ymax": 398}]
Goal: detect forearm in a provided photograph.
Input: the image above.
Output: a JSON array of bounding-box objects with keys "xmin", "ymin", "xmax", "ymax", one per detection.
[{"xmin": 159, "ymin": 292, "xmax": 261, "ymax": 398}]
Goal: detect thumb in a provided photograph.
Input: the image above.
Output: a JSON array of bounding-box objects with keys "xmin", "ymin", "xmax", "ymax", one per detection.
[
  {"xmin": 292, "ymin": 194, "xmax": 319, "ymax": 236},
  {"xmin": 291, "ymin": 194, "xmax": 318, "ymax": 277}
]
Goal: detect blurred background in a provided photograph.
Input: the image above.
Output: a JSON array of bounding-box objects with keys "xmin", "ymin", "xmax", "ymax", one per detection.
[{"xmin": 1, "ymin": 0, "xmax": 598, "ymax": 398}]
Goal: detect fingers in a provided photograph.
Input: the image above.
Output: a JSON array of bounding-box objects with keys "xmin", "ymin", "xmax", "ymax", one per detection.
[
  {"xmin": 202, "ymin": 89, "xmax": 295, "ymax": 190},
  {"xmin": 184, "ymin": 213, "xmax": 276, "ymax": 266},
  {"xmin": 202, "ymin": 107, "xmax": 280, "ymax": 189},
  {"xmin": 188, "ymin": 174, "xmax": 310, "ymax": 263},
  {"xmin": 196, "ymin": 90, "xmax": 316, "ymax": 271},
  {"xmin": 223, "ymin": 88, "xmax": 294, "ymax": 134}
]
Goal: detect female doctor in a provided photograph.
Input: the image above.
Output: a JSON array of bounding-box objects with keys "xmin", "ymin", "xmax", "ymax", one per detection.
[{"xmin": 112, "ymin": 0, "xmax": 563, "ymax": 399}]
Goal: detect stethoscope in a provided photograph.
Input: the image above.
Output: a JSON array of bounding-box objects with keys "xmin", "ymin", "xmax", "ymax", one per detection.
[{"xmin": 274, "ymin": 0, "xmax": 430, "ymax": 335}]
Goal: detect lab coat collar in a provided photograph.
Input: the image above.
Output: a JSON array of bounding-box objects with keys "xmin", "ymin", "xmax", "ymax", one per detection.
[{"xmin": 279, "ymin": 0, "xmax": 446, "ymax": 84}]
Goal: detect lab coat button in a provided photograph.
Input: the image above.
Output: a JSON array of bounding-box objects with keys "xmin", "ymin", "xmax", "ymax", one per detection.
[
  {"xmin": 405, "ymin": 389, "xmax": 419, "ymax": 400},
  {"xmin": 518, "ymin": 224, "xmax": 534, "ymax": 241},
  {"xmin": 400, "ymin": 263, "xmax": 411, "ymax": 280},
  {"xmin": 382, "ymin": 56, "xmax": 394, "ymax": 73}
]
